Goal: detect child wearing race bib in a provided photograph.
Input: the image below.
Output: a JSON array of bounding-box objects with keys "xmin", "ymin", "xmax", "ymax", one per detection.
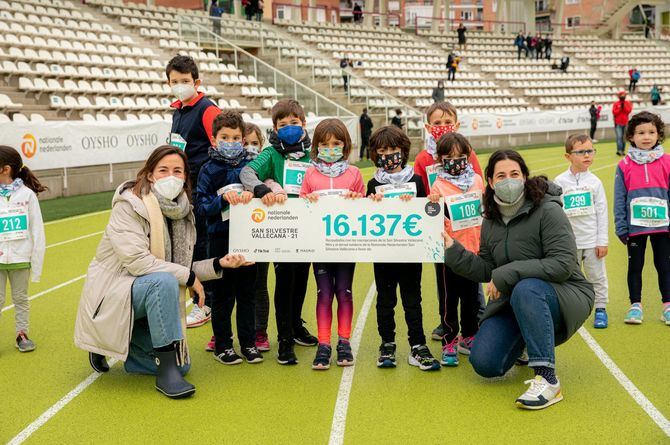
[
  {"xmin": 555, "ymin": 134, "xmax": 609, "ymax": 328},
  {"xmin": 244, "ymin": 122, "xmax": 286, "ymax": 352},
  {"xmin": 614, "ymin": 111, "xmax": 670, "ymax": 326},
  {"xmin": 366, "ymin": 126, "xmax": 440, "ymax": 371},
  {"xmin": 0, "ymin": 146, "xmax": 46, "ymax": 353},
  {"xmin": 413, "ymin": 102, "xmax": 483, "ymax": 341},
  {"xmin": 197, "ymin": 111, "xmax": 262, "ymax": 365},
  {"xmin": 300, "ymin": 119, "xmax": 365, "ymax": 369},
  {"xmin": 428, "ymin": 133, "xmax": 484, "ymax": 366},
  {"xmin": 240, "ymin": 99, "xmax": 318, "ymax": 365}
]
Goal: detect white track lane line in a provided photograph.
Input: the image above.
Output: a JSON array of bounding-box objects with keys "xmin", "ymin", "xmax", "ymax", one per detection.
[
  {"xmin": 329, "ymin": 281, "xmax": 376, "ymax": 445},
  {"xmin": 44, "ymin": 209, "xmax": 111, "ymax": 226},
  {"xmin": 7, "ymin": 300, "xmax": 196, "ymax": 443},
  {"xmin": 578, "ymin": 327, "xmax": 670, "ymax": 437},
  {"xmin": 1, "ymin": 275, "xmax": 86, "ymax": 313},
  {"xmin": 7, "ymin": 359, "xmax": 119, "ymax": 445},
  {"xmin": 46, "ymin": 231, "xmax": 104, "ymax": 249}
]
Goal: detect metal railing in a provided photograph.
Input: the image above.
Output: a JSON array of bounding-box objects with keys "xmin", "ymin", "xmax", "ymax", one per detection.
[
  {"xmin": 262, "ymin": 23, "xmax": 424, "ymax": 125},
  {"xmin": 177, "ymin": 16, "xmax": 355, "ymax": 118},
  {"xmin": 412, "ymin": 17, "xmax": 527, "ymax": 34}
]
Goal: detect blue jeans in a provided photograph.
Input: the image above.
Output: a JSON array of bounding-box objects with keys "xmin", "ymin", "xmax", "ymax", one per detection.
[
  {"xmin": 615, "ymin": 124, "xmax": 626, "ymax": 153},
  {"xmin": 469, "ymin": 278, "xmax": 565, "ymax": 377},
  {"xmin": 124, "ymin": 272, "xmax": 189, "ymax": 375}
]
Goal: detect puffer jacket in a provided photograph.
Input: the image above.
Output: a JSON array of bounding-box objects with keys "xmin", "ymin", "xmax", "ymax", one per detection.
[{"xmin": 445, "ymin": 180, "xmax": 594, "ymax": 344}]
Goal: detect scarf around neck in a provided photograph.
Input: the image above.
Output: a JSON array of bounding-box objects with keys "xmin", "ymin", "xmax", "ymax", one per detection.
[
  {"xmin": 436, "ymin": 163, "xmax": 475, "ymax": 192},
  {"xmin": 0, "ymin": 178, "xmax": 23, "ymax": 198},
  {"xmin": 425, "ymin": 135, "xmax": 438, "ymax": 159},
  {"xmin": 151, "ymin": 189, "xmax": 192, "ymax": 267},
  {"xmin": 312, "ymin": 160, "xmax": 349, "ymax": 178},
  {"xmin": 373, "ymin": 165, "xmax": 415, "ymax": 185},
  {"xmin": 269, "ymin": 131, "xmax": 312, "ymax": 160},
  {"xmin": 628, "ymin": 145, "xmax": 665, "ymax": 165},
  {"xmin": 208, "ymin": 147, "xmax": 247, "ymax": 166},
  {"xmin": 494, "ymin": 191, "xmax": 526, "ymax": 224}
]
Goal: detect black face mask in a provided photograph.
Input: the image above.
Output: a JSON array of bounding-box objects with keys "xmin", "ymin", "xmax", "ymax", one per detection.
[{"xmin": 376, "ymin": 152, "xmax": 403, "ymax": 171}]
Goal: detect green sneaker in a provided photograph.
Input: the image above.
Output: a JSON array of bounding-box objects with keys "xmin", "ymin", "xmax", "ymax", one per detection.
[
  {"xmin": 624, "ymin": 303, "xmax": 643, "ymax": 324},
  {"xmin": 662, "ymin": 305, "xmax": 670, "ymax": 326}
]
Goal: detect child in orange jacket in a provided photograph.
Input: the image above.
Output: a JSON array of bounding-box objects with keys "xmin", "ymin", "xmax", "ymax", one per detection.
[{"xmin": 428, "ymin": 132, "xmax": 484, "ymax": 367}]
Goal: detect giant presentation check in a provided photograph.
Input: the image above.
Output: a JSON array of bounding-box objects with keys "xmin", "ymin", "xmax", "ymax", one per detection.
[{"xmin": 229, "ymin": 197, "xmax": 445, "ymax": 263}]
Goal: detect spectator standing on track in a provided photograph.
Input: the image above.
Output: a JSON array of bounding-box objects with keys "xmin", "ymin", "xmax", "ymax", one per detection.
[
  {"xmin": 359, "ymin": 108, "xmax": 374, "ymax": 159},
  {"xmin": 612, "ymin": 91, "xmax": 633, "ymax": 156},
  {"xmin": 432, "ymin": 80, "xmax": 445, "ymax": 103},
  {"xmin": 589, "ymin": 101, "xmax": 602, "ymax": 141},
  {"xmin": 457, "ymin": 23, "xmax": 467, "ymax": 50}
]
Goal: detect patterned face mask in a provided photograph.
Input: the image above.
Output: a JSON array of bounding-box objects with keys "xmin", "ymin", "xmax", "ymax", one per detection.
[
  {"xmin": 376, "ymin": 151, "xmax": 403, "ymax": 171},
  {"xmin": 442, "ymin": 155, "xmax": 468, "ymax": 176},
  {"xmin": 430, "ymin": 124, "xmax": 455, "ymax": 141}
]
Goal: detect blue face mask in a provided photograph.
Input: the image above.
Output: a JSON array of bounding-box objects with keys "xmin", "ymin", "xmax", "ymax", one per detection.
[
  {"xmin": 216, "ymin": 141, "xmax": 245, "ymax": 160},
  {"xmin": 277, "ymin": 125, "xmax": 304, "ymax": 145}
]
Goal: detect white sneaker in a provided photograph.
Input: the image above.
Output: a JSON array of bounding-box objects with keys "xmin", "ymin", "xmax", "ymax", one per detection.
[
  {"xmin": 515, "ymin": 376, "xmax": 563, "ymax": 410},
  {"xmin": 186, "ymin": 305, "xmax": 211, "ymax": 328}
]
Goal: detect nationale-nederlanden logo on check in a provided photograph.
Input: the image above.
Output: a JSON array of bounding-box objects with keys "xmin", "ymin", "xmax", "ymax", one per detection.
[{"xmin": 251, "ymin": 208, "xmax": 266, "ymax": 223}]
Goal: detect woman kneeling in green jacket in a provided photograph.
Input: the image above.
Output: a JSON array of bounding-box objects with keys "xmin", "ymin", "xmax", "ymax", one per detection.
[{"xmin": 443, "ymin": 149, "xmax": 594, "ymax": 410}]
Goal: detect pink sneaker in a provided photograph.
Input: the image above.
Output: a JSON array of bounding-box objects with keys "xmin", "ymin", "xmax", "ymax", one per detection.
[
  {"xmin": 255, "ymin": 331, "xmax": 270, "ymax": 352},
  {"xmin": 458, "ymin": 336, "xmax": 475, "ymax": 356},
  {"xmin": 205, "ymin": 335, "xmax": 215, "ymax": 352}
]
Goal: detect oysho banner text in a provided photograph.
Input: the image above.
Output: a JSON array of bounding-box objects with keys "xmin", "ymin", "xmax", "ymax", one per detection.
[{"xmin": 3, "ymin": 117, "xmax": 360, "ymax": 171}]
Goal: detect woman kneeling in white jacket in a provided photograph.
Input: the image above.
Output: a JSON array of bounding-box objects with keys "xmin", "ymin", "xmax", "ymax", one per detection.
[{"xmin": 75, "ymin": 145, "xmax": 250, "ymax": 399}]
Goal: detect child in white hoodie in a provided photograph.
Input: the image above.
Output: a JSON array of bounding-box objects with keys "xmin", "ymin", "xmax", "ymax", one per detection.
[
  {"xmin": 0, "ymin": 146, "xmax": 46, "ymax": 352},
  {"xmin": 554, "ymin": 135, "xmax": 609, "ymax": 328}
]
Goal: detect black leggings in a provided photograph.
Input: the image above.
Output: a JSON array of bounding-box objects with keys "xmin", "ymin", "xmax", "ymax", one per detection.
[
  {"xmin": 437, "ymin": 264, "xmax": 479, "ymax": 344},
  {"xmin": 627, "ymin": 233, "xmax": 670, "ymax": 304}
]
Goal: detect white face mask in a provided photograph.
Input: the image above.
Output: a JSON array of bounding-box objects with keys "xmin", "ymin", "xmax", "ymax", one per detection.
[
  {"xmin": 153, "ymin": 175, "xmax": 184, "ymax": 200},
  {"xmin": 171, "ymin": 84, "xmax": 196, "ymax": 103}
]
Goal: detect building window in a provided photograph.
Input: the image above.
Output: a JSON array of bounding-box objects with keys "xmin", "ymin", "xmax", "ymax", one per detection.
[
  {"xmin": 566, "ymin": 16, "xmax": 581, "ymax": 28},
  {"xmin": 566, "ymin": 0, "xmax": 579, "ymax": 4}
]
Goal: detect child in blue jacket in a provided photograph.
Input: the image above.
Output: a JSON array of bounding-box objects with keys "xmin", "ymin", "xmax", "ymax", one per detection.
[{"xmin": 197, "ymin": 111, "xmax": 262, "ymax": 365}]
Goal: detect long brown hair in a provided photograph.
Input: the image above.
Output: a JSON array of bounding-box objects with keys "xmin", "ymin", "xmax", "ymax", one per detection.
[
  {"xmin": 483, "ymin": 149, "xmax": 548, "ymax": 221},
  {"xmin": 130, "ymin": 145, "xmax": 191, "ymax": 198},
  {"xmin": 0, "ymin": 145, "xmax": 47, "ymax": 195}
]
